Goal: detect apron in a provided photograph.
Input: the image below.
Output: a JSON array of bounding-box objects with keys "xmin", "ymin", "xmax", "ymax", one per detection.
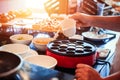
[{"xmin": 110, "ymin": 35, "xmax": 120, "ymax": 74}]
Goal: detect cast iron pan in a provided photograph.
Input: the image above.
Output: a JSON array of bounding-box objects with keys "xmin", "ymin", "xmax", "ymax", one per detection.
[{"xmin": 0, "ymin": 51, "xmax": 23, "ymax": 78}]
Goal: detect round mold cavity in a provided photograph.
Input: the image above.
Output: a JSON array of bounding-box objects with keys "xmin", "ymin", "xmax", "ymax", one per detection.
[
  {"xmin": 58, "ymin": 48, "xmax": 67, "ymax": 53},
  {"xmin": 76, "ymin": 45, "xmax": 84, "ymax": 48},
  {"xmin": 52, "ymin": 43, "xmax": 60, "ymax": 47},
  {"xmin": 75, "ymin": 47, "xmax": 84, "ymax": 54},
  {"xmin": 84, "ymin": 49, "xmax": 93, "ymax": 53},
  {"xmin": 76, "ymin": 41, "xmax": 84, "ymax": 45},
  {"xmin": 66, "ymin": 51, "xmax": 75, "ymax": 55},
  {"xmin": 76, "ymin": 47, "xmax": 84, "ymax": 51},
  {"xmin": 67, "ymin": 48, "xmax": 75, "ymax": 51},
  {"xmin": 61, "ymin": 40, "xmax": 69, "ymax": 44},
  {"xmin": 53, "ymin": 41, "xmax": 61, "ymax": 44},
  {"xmin": 59, "ymin": 44, "xmax": 68, "ymax": 48},
  {"xmin": 50, "ymin": 46, "xmax": 59, "ymax": 50},
  {"xmin": 68, "ymin": 43, "xmax": 76, "ymax": 46},
  {"xmin": 67, "ymin": 46, "xmax": 75, "ymax": 51},
  {"xmin": 84, "ymin": 46, "xmax": 92, "ymax": 49},
  {"xmin": 76, "ymin": 50, "xmax": 84, "ymax": 53},
  {"xmin": 69, "ymin": 39, "xmax": 77, "ymax": 43}
]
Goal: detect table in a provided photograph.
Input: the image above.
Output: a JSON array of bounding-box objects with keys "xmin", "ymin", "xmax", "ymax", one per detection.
[{"xmin": 0, "ymin": 25, "xmax": 119, "ymax": 79}]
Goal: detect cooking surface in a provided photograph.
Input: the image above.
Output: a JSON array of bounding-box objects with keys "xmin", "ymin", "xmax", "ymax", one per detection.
[{"xmin": 47, "ymin": 39, "xmax": 96, "ymax": 56}]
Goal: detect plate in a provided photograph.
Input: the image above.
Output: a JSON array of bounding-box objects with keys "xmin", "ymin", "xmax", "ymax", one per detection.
[
  {"xmin": 0, "ymin": 44, "xmax": 30, "ymax": 55},
  {"xmin": 32, "ymin": 18, "xmax": 62, "ymax": 32},
  {"xmin": 82, "ymin": 31, "xmax": 114, "ymax": 41}
]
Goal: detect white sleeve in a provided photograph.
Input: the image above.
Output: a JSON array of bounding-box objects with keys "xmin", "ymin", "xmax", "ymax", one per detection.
[{"xmin": 110, "ymin": 36, "xmax": 120, "ymax": 74}]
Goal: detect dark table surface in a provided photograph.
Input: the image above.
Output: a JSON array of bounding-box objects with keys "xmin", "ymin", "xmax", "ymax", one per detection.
[{"xmin": 0, "ymin": 25, "xmax": 119, "ymax": 80}]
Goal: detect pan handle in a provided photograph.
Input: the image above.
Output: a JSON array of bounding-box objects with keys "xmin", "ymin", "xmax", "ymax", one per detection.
[{"xmin": 17, "ymin": 62, "xmax": 31, "ymax": 80}]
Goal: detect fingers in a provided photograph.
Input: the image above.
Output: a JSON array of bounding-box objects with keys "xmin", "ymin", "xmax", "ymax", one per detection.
[
  {"xmin": 76, "ymin": 64, "xmax": 96, "ymax": 74},
  {"xmin": 75, "ymin": 67, "xmax": 89, "ymax": 80},
  {"xmin": 75, "ymin": 64, "xmax": 91, "ymax": 80},
  {"xmin": 68, "ymin": 12, "xmax": 81, "ymax": 21},
  {"xmin": 68, "ymin": 13, "xmax": 90, "ymax": 27},
  {"xmin": 68, "ymin": 13, "xmax": 83, "ymax": 27},
  {"xmin": 76, "ymin": 64, "xmax": 93, "ymax": 69},
  {"xmin": 75, "ymin": 64, "xmax": 101, "ymax": 80}
]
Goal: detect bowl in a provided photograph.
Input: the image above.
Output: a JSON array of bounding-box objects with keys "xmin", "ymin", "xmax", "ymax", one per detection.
[
  {"xmin": 10, "ymin": 34, "xmax": 33, "ymax": 45},
  {"xmin": 82, "ymin": 31, "xmax": 113, "ymax": 41},
  {"xmin": 0, "ymin": 44, "xmax": 30, "ymax": 58},
  {"xmin": 32, "ymin": 37, "xmax": 54, "ymax": 51},
  {"xmin": 24, "ymin": 55, "xmax": 57, "ymax": 69}
]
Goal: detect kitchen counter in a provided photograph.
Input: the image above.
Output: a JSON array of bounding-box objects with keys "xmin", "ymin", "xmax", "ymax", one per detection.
[{"xmin": 0, "ymin": 25, "xmax": 119, "ymax": 79}]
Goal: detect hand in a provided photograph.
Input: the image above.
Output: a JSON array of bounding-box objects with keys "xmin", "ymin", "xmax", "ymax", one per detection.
[
  {"xmin": 69, "ymin": 12, "xmax": 91, "ymax": 28},
  {"xmin": 75, "ymin": 64, "xmax": 102, "ymax": 80},
  {"xmin": 69, "ymin": 0, "xmax": 98, "ymax": 28}
]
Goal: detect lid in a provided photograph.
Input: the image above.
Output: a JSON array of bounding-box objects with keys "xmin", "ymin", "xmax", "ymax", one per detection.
[{"xmin": 47, "ymin": 39, "xmax": 96, "ymax": 57}]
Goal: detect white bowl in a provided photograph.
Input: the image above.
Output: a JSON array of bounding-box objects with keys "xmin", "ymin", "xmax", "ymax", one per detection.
[
  {"xmin": 0, "ymin": 44, "xmax": 30, "ymax": 58},
  {"xmin": 32, "ymin": 37, "xmax": 54, "ymax": 51},
  {"xmin": 82, "ymin": 31, "xmax": 113, "ymax": 41},
  {"xmin": 24, "ymin": 55, "xmax": 57, "ymax": 69},
  {"xmin": 10, "ymin": 34, "xmax": 33, "ymax": 45}
]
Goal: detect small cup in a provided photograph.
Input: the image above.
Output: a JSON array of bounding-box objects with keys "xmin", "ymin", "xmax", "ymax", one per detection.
[{"xmin": 60, "ymin": 18, "xmax": 76, "ymax": 37}]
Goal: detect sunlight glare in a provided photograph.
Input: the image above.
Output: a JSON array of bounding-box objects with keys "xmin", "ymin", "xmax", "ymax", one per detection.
[{"xmin": 25, "ymin": 0, "xmax": 47, "ymax": 9}]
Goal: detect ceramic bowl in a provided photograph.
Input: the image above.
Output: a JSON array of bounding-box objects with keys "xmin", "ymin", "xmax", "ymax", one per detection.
[
  {"xmin": 24, "ymin": 55, "xmax": 57, "ymax": 69},
  {"xmin": 10, "ymin": 34, "xmax": 33, "ymax": 45},
  {"xmin": 0, "ymin": 44, "xmax": 30, "ymax": 58},
  {"xmin": 32, "ymin": 37, "xmax": 54, "ymax": 51}
]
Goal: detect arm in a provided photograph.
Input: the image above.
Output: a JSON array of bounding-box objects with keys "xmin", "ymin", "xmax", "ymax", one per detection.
[
  {"xmin": 75, "ymin": 64, "xmax": 102, "ymax": 80},
  {"xmin": 85, "ymin": 13, "xmax": 120, "ymax": 32},
  {"xmin": 70, "ymin": 12, "xmax": 120, "ymax": 32},
  {"xmin": 103, "ymin": 71, "xmax": 120, "ymax": 80},
  {"xmin": 75, "ymin": 64, "xmax": 120, "ymax": 80}
]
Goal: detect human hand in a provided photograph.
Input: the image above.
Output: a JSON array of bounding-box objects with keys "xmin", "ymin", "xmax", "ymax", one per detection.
[
  {"xmin": 69, "ymin": 0, "xmax": 98, "ymax": 28},
  {"xmin": 75, "ymin": 64, "xmax": 102, "ymax": 80},
  {"xmin": 69, "ymin": 12, "xmax": 91, "ymax": 28}
]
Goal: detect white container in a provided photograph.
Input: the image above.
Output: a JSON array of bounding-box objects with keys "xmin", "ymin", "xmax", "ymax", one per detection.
[
  {"xmin": 24, "ymin": 55, "xmax": 57, "ymax": 69},
  {"xmin": 60, "ymin": 18, "xmax": 76, "ymax": 37},
  {"xmin": 0, "ymin": 44, "xmax": 30, "ymax": 58},
  {"xmin": 10, "ymin": 34, "xmax": 33, "ymax": 45},
  {"xmin": 32, "ymin": 37, "xmax": 54, "ymax": 51}
]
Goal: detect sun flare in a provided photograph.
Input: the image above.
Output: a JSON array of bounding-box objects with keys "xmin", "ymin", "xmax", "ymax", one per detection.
[{"xmin": 25, "ymin": 0, "xmax": 47, "ymax": 9}]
